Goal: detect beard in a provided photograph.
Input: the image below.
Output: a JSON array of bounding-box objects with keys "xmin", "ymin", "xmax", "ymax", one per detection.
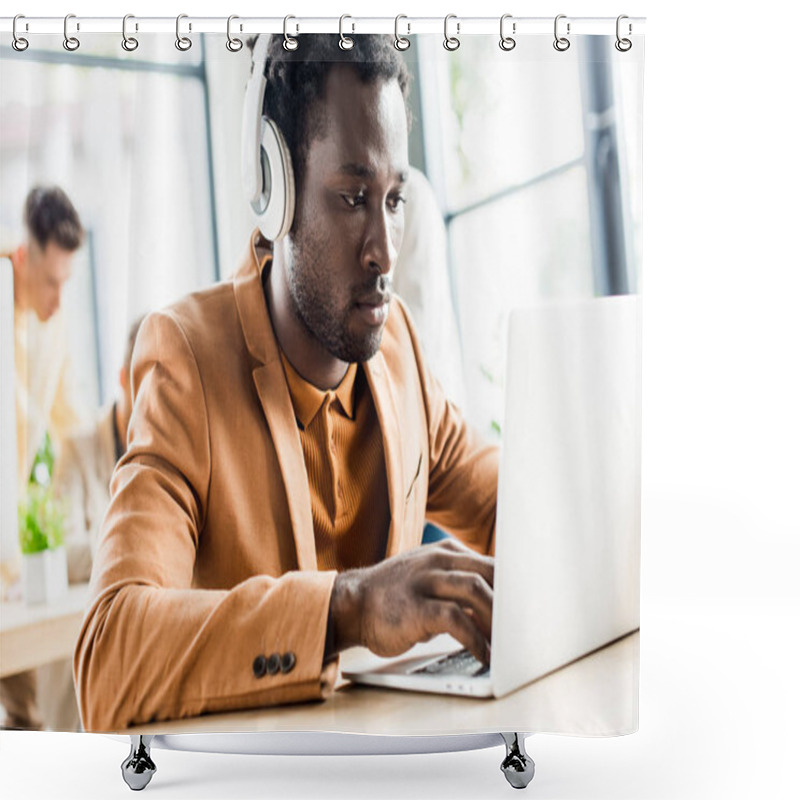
[{"xmin": 286, "ymin": 228, "xmax": 392, "ymax": 364}]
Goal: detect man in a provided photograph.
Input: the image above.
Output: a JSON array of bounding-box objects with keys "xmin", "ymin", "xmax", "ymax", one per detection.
[
  {"xmin": 1, "ymin": 186, "xmax": 84, "ymax": 730},
  {"xmin": 75, "ymin": 35, "xmax": 498, "ymax": 732},
  {"xmin": 3, "ymin": 186, "xmax": 84, "ymax": 497}
]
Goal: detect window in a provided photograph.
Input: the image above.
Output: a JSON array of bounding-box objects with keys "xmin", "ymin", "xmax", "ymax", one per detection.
[
  {"xmin": 414, "ymin": 35, "xmax": 641, "ymax": 438},
  {"xmin": 0, "ymin": 36, "xmax": 218, "ymax": 408}
]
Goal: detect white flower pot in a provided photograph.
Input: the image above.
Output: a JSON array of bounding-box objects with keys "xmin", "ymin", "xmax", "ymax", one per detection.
[{"xmin": 22, "ymin": 546, "xmax": 68, "ymax": 606}]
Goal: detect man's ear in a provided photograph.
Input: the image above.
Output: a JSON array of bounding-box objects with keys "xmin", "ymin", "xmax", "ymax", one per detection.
[{"xmin": 119, "ymin": 365, "xmax": 129, "ymax": 391}]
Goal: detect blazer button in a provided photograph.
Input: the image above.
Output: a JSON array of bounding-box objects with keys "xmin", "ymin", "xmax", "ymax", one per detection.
[
  {"xmin": 267, "ymin": 653, "xmax": 281, "ymax": 675},
  {"xmin": 252, "ymin": 654, "xmax": 267, "ymax": 678},
  {"xmin": 281, "ymin": 652, "xmax": 297, "ymax": 674}
]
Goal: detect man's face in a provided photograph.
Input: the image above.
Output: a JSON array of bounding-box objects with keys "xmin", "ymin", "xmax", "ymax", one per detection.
[
  {"xmin": 24, "ymin": 240, "xmax": 74, "ymax": 322},
  {"xmin": 285, "ymin": 65, "xmax": 409, "ymax": 364}
]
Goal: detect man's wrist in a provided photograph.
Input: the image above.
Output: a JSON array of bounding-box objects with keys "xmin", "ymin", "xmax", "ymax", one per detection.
[{"xmin": 324, "ymin": 570, "xmax": 363, "ymax": 660}]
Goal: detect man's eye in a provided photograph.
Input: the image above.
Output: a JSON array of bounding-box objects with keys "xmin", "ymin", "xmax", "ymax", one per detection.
[
  {"xmin": 388, "ymin": 194, "xmax": 407, "ymax": 211},
  {"xmin": 342, "ymin": 192, "xmax": 366, "ymax": 208}
]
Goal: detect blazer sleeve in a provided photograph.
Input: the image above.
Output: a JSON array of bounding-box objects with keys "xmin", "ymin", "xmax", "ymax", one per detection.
[
  {"xmin": 73, "ymin": 310, "xmax": 338, "ymax": 732},
  {"xmin": 396, "ymin": 301, "xmax": 499, "ymax": 557}
]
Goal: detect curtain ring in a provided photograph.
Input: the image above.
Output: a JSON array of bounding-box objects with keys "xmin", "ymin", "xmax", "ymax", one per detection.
[
  {"xmin": 12, "ymin": 15, "xmax": 29, "ymax": 52},
  {"xmin": 443, "ymin": 14, "xmax": 460, "ymax": 51},
  {"xmin": 499, "ymin": 14, "xmax": 516, "ymax": 51},
  {"xmin": 394, "ymin": 15, "xmax": 410, "ymax": 51},
  {"xmin": 339, "ymin": 15, "xmax": 354, "ymax": 50},
  {"xmin": 553, "ymin": 14, "xmax": 570, "ymax": 52},
  {"xmin": 615, "ymin": 14, "xmax": 632, "ymax": 52},
  {"xmin": 63, "ymin": 13, "xmax": 80, "ymax": 52},
  {"xmin": 283, "ymin": 15, "xmax": 298, "ymax": 51},
  {"xmin": 175, "ymin": 14, "xmax": 192, "ymax": 51},
  {"xmin": 122, "ymin": 14, "xmax": 139, "ymax": 52},
  {"xmin": 226, "ymin": 15, "xmax": 243, "ymax": 52}
]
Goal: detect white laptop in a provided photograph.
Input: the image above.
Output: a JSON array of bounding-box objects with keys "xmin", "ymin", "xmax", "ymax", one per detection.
[{"xmin": 343, "ymin": 295, "xmax": 641, "ymax": 698}]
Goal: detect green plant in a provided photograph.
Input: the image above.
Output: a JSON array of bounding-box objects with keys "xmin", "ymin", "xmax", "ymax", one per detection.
[
  {"xmin": 29, "ymin": 430, "xmax": 55, "ymax": 486},
  {"xmin": 18, "ymin": 484, "xmax": 67, "ymax": 555}
]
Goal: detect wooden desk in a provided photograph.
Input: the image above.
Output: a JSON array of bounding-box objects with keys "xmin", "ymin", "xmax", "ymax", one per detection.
[
  {"xmin": 130, "ymin": 631, "xmax": 639, "ymax": 737},
  {"xmin": 0, "ymin": 583, "xmax": 89, "ymax": 678}
]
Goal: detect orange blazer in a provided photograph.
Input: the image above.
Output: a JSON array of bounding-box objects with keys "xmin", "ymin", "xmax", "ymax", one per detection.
[{"xmin": 74, "ymin": 232, "xmax": 498, "ymax": 731}]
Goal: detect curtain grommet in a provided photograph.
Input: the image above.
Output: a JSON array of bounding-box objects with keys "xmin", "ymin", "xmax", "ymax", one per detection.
[
  {"xmin": 499, "ymin": 14, "xmax": 516, "ymax": 51},
  {"xmin": 175, "ymin": 14, "xmax": 192, "ymax": 52},
  {"xmin": 394, "ymin": 15, "xmax": 411, "ymax": 51},
  {"xmin": 283, "ymin": 15, "xmax": 298, "ymax": 51},
  {"xmin": 63, "ymin": 13, "xmax": 80, "ymax": 52},
  {"xmin": 339, "ymin": 14, "xmax": 354, "ymax": 51},
  {"xmin": 122, "ymin": 14, "xmax": 139, "ymax": 52},
  {"xmin": 12, "ymin": 14, "xmax": 29, "ymax": 51},
  {"xmin": 444, "ymin": 14, "xmax": 460, "ymax": 52},
  {"xmin": 226, "ymin": 15, "xmax": 243, "ymax": 53},
  {"xmin": 615, "ymin": 15, "xmax": 632, "ymax": 52}
]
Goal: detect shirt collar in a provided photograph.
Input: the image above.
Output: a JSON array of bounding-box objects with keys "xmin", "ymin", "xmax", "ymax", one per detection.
[{"xmin": 279, "ymin": 349, "xmax": 358, "ymax": 429}]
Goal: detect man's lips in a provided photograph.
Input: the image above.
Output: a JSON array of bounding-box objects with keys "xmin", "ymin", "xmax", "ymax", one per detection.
[
  {"xmin": 355, "ymin": 292, "xmax": 391, "ymax": 308},
  {"xmin": 354, "ymin": 293, "xmax": 391, "ymax": 326}
]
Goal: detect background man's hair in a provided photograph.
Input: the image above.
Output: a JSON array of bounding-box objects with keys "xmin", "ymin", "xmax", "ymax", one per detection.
[
  {"xmin": 247, "ymin": 34, "xmax": 411, "ymax": 193},
  {"xmin": 24, "ymin": 186, "xmax": 84, "ymax": 252},
  {"xmin": 123, "ymin": 313, "xmax": 147, "ymax": 370}
]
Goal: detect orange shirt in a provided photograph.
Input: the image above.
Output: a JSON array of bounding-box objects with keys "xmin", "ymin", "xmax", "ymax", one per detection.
[{"xmin": 279, "ymin": 351, "xmax": 391, "ymax": 572}]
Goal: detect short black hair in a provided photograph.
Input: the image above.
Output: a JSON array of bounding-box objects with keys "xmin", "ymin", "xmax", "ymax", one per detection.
[
  {"xmin": 248, "ymin": 34, "xmax": 411, "ymax": 193},
  {"xmin": 24, "ymin": 186, "xmax": 83, "ymax": 252}
]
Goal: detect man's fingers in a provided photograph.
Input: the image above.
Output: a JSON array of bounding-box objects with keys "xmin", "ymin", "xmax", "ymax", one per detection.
[
  {"xmin": 424, "ymin": 545, "xmax": 495, "ymax": 588},
  {"xmin": 422, "ymin": 599, "xmax": 491, "ymax": 666},
  {"xmin": 417, "ymin": 570, "xmax": 493, "ymax": 641}
]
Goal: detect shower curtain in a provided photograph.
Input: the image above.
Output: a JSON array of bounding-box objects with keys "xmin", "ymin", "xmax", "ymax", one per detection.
[{"xmin": 0, "ymin": 20, "xmax": 643, "ymax": 739}]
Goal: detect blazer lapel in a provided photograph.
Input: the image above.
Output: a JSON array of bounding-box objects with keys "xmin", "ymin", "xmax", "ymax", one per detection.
[
  {"xmin": 233, "ymin": 231, "xmax": 317, "ymax": 572},
  {"xmin": 364, "ymin": 352, "xmax": 408, "ymax": 558},
  {"xmin": 251, "ymin": 365, "xmax": 317, "ymax": 571}
]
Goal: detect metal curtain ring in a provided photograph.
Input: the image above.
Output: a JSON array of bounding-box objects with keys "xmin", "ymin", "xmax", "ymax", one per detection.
[
  {"xmin": 553, "ymin": 14, "xmax": 570, "ymax": 52},
  {"xmin": 499, "ymin": 14, "xmax": 516, "ymax": 51},
  {"xmin": 615, "ymin": 14, "xmax": 632, "ymax": 52},
  {"xmin": 443, "ymin": 14, "xmax": 460, "ymax": 51},
  {"xmin": 122, "ymin": 14, "xmax": 139, "ymax": 52},
  {"xmin": 339, "ymin": 15, "xmax": 354, "ymax": 50},
  {"xmin": 394, "ymin": 15, "xmax": 410, "ymax": 51},
  {"xmin": 283, "ymin": 15, "xmax": 298, "ymax": 51},
  {"xmin": 226, "ymin": 15, "xmax": 243, "ymax": 52},
  {"xmin": 175, "ymin": 14, "xmax": 192, "ymax": 51},
  {"xmin": 12, "ymin": 14, "xmax": 29, "ymax": 52},
  {"xmin": 63, "ymin": 13, "xmax": 80, "ymax": 51}
]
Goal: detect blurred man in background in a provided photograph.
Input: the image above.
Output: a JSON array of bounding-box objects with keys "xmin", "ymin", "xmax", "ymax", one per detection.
[
  {"xmin": 0, "ymin": 185, "xmax": 84, "ymax": 730},
  {"xmin": 3, "ymin": 185, "xmax": 84, "ymax": 498}
]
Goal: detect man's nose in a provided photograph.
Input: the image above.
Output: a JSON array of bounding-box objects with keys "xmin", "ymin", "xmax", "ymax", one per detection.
[{"xmin": 361, "ymin": 205, "xmax": 398, "ymax": 276}]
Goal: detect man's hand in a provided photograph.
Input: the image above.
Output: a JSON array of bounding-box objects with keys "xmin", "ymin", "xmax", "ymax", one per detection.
[{"xmin": 325, "ymin": 539, "xmax": 494, "ymax": 665}]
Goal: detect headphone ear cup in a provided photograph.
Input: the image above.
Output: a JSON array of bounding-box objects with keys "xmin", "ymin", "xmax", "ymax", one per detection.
[
  {"xmin": 252, "ymin": 118, "xmax": 295, "ymax": 242},
  {"xmin": 250, "ymin": 143, "xmax": 270, "ymax": 216}
]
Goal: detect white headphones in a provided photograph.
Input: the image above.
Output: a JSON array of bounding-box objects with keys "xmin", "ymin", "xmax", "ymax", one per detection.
[{"xmin": 241, "ymin": 34, "xmax": 296, "ymax": 242}]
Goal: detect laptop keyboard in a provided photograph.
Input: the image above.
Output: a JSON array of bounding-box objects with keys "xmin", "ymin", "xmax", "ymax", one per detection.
[{"xmin": 410, "ymin": 648, "xmax": 490, "ymax": 677}]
